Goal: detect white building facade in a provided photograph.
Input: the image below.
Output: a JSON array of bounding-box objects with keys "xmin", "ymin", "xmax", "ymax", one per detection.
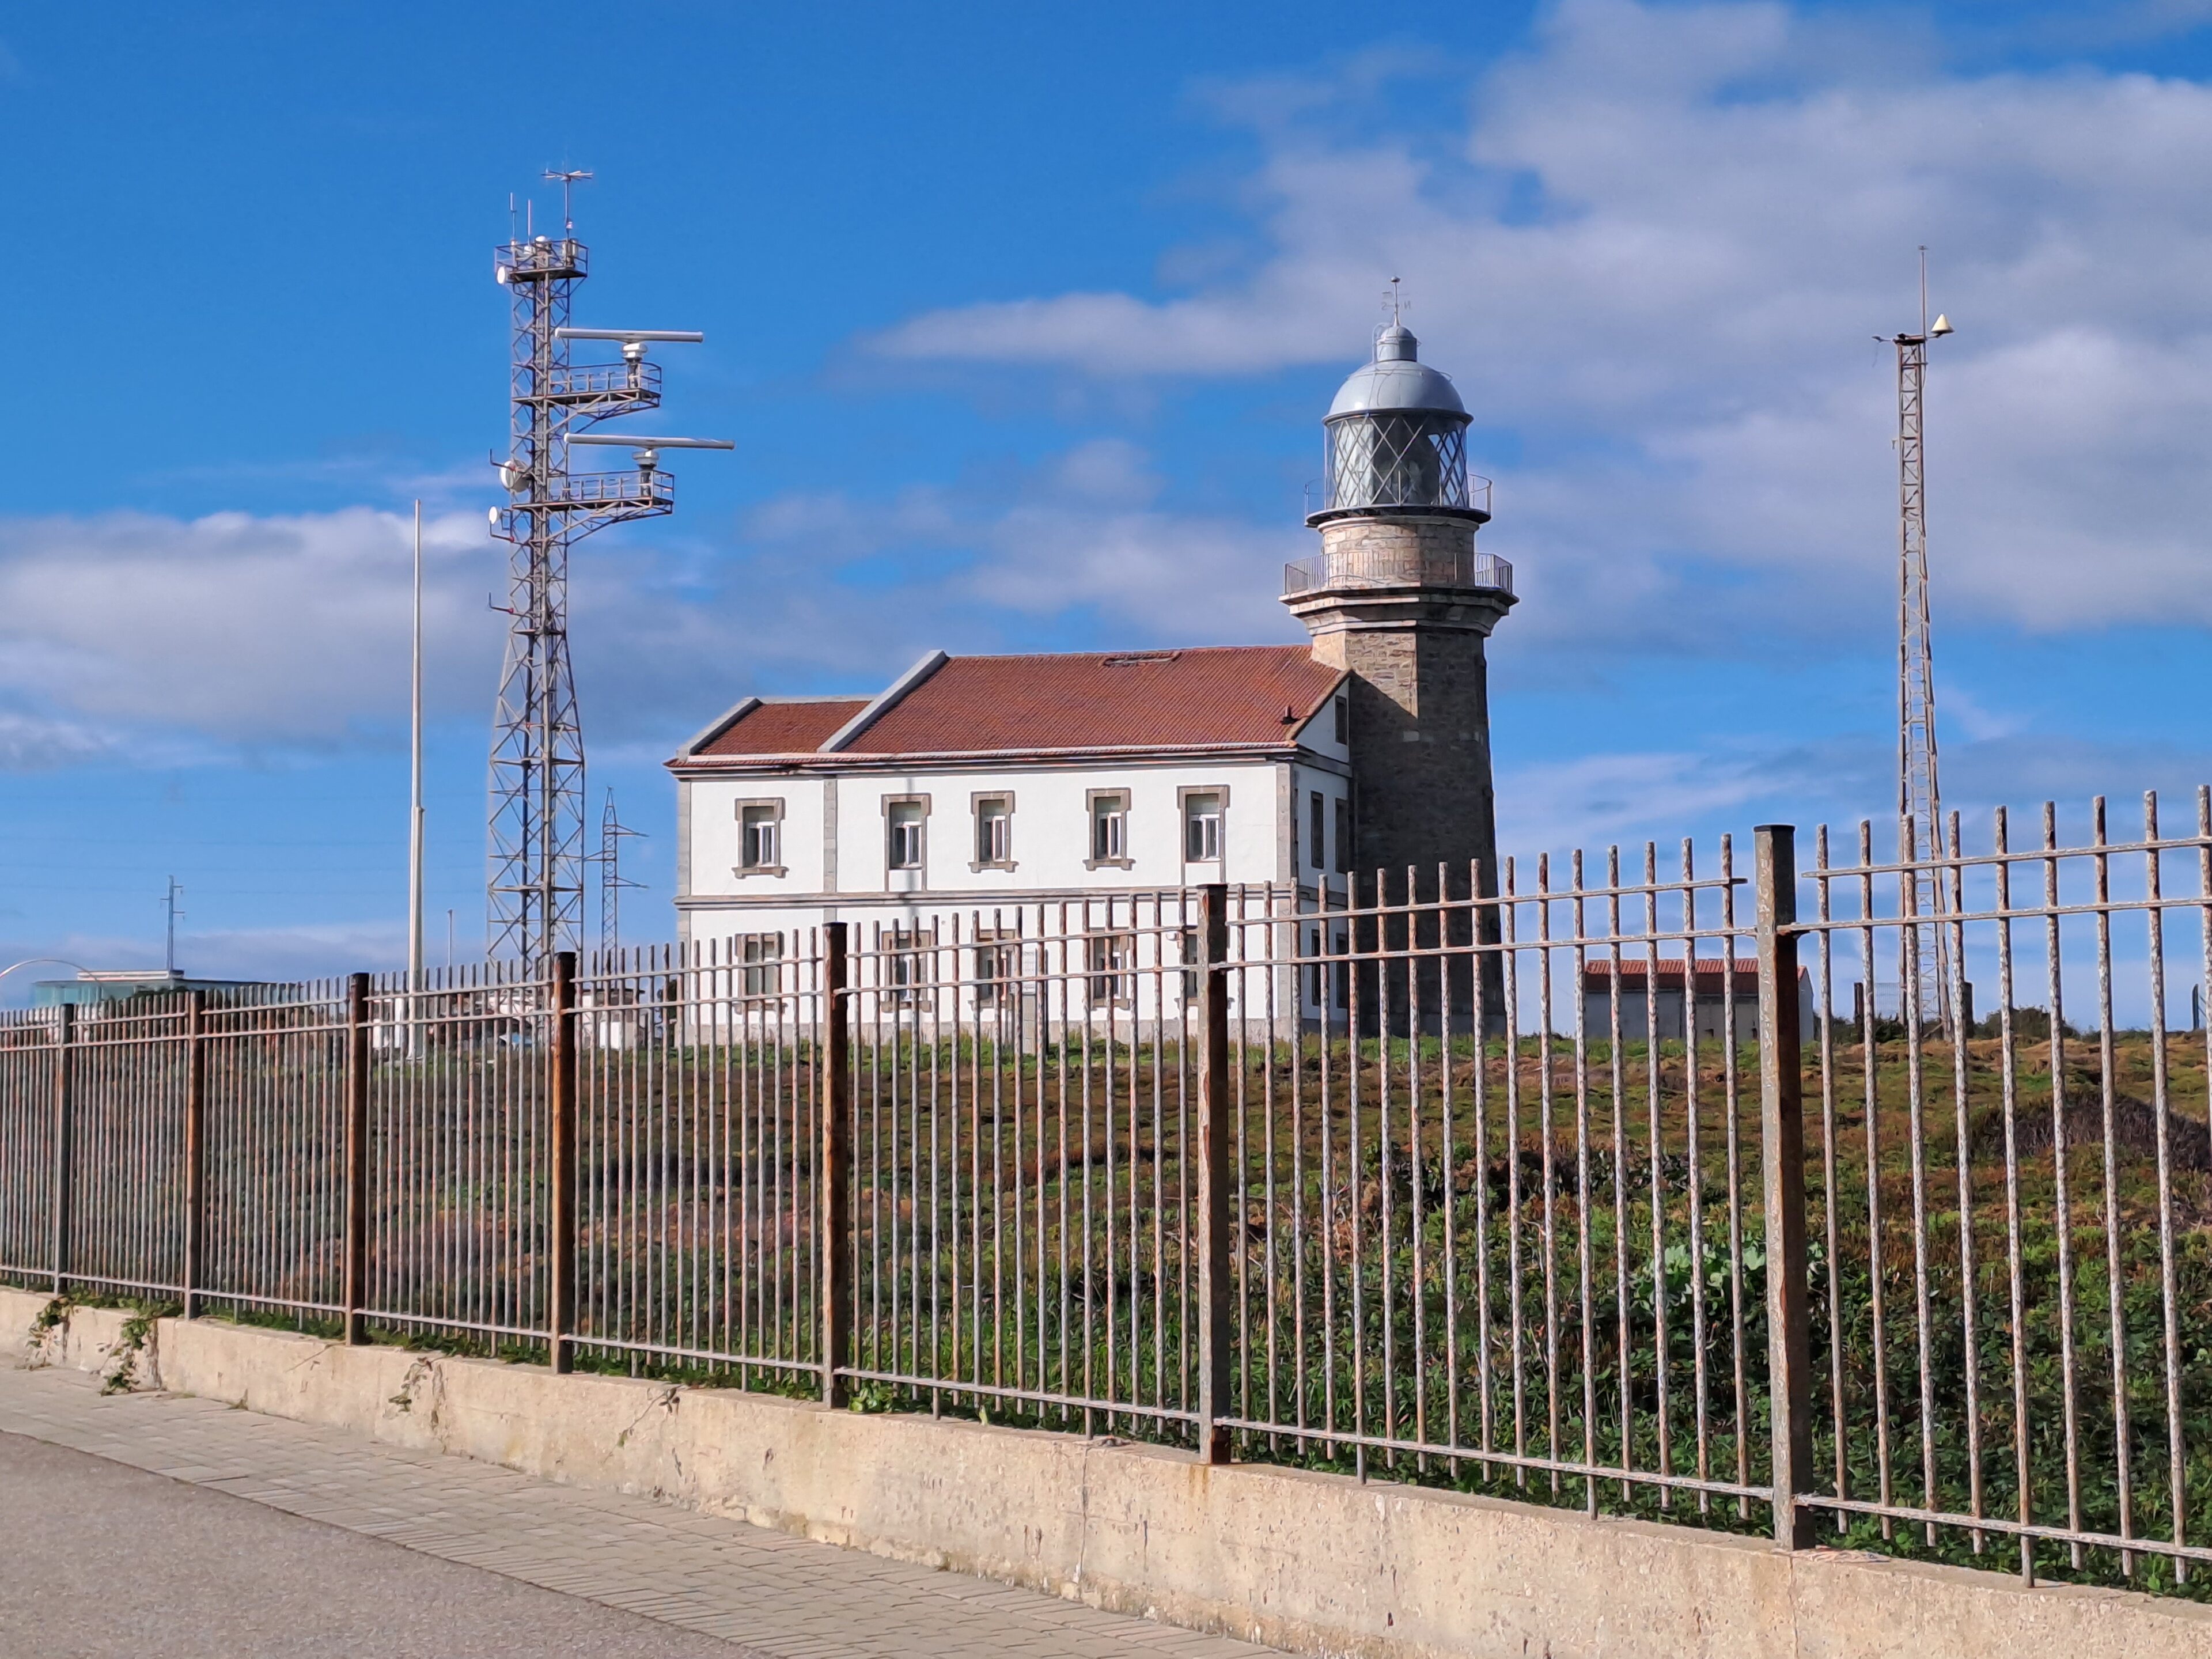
[{"xmin": 668, "ymin": 646, "xmax": 1355, "ymax": 1028}]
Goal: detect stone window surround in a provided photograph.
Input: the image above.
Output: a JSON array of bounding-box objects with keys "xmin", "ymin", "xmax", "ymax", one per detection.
[
  {"xmin": 737, "ymin": 930, "xmax": 785, "ymax": 996},
  {"xmin": 1176, "ymin": 783, "xmax": 1229, "ymax": 867},
  {"xmin": 882, "ymin": 793, "xmax": 931, "ymax": 877},
  {"xmin": 732, "ymin": 797, "xmax": 787, "ymax": 879},
  {"xmin": 969, "ymin": 790, "xmax": 1016, "ymax": 873},
  {"xmin": 1084, "ymin": 787, "xmax": 1133, "ymax": 871}
]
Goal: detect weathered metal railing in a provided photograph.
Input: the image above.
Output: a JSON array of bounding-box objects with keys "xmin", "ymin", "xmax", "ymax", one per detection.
[
  {"xmin": 2, "ymin": 790, "xmax": 2207, "ymax": 1597},
  {"xmin": 1281, "ymin": 546, "xmax": 1512, "ymax": 597}
]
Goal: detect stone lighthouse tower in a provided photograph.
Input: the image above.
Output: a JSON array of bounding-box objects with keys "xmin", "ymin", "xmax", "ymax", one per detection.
[{"xmin": 1283, "ymin": 319, "xmax": 1514, "ymax": 907}]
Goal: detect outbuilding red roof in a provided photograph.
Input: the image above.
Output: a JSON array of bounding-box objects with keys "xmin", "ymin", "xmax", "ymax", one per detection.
[
  {"xmin": 692, "ymin": 698, "xmax": 868, "ymax": 759},
  {"xmin": 681, "ymin": 646, "xmax": 1343, "ymax": 765},
  {"xmin": 1581, "ymin": 960, "xmax": 1761, "ymax": 984}
]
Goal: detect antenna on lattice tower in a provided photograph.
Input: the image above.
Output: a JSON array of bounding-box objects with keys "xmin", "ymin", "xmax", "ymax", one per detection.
[
  {"xmin": 1883, "ymin": 245, "xmax": 1956, "ymax": 1035},
  {"xmin": 596, "ymin": 788, "xmax": 647, "ymax": 955},
  {"xmin": 486, "ymin": 199, "xmax": 731, "ymax": 968},
  {"xmin": 544, "ymin": 168, "xmax": 593, "ymax": 232}
]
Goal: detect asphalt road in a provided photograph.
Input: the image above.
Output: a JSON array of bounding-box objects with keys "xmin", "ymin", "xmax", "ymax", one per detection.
[{"xmin": 0, "ymin": 1431, "xmax": 760, "ymax": 1659}]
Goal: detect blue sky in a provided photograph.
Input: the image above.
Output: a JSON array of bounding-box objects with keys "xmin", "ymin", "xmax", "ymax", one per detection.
[{"xmin": 4, "ymin": 0, "xmax": 2212, "ymax": 994}]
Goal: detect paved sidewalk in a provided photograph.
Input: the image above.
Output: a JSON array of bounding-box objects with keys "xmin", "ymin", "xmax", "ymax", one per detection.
[{"xmin": 0, "ymin": 1360, "xmax": 1270, "ymax": 1659}]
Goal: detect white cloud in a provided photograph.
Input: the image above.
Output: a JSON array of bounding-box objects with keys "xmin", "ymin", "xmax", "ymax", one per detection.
[
  {"xmin": 0, "ymin": 711, "xmax": 115, "ymax": 770},
  {"xmin": 0, "ymin": 507, "xmax": 503, "ymax": 747},
  {"xmin": 869, "ymin": 0, "xmax": 2212, "ymax": 639}
]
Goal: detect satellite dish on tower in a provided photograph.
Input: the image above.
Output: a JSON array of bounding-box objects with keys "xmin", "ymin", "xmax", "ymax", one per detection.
[{"xmin": 1930, "ymin": 313, "xmax": 1954, "ymax": 338}]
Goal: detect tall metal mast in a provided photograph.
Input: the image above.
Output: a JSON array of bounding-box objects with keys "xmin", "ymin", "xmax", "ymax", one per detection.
[
  {"xmin": 486, "ymin": 187, "xmax": 729, "ymax": 966},
  {"xmin": 1888, "ymin": 249, "xmax": 1953, "ymax": 1030}
]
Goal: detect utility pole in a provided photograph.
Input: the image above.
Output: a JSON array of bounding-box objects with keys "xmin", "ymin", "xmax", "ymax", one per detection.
[
  {"xmin": 486, "ymin": 180, "xmax": 731, "ymax": 967},
  {"xmin": 1886, "ymin": 249, "xmax": 1954, "ymax": 1032},
  {"xmin": 162, "ymin": 878, "xmax": 185, "ymax": 975},
  {"xmin": 408, "ymin": 501, "xmax": 426, "ymax": 994}
]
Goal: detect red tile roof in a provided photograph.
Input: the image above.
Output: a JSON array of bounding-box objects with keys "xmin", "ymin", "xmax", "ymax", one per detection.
[
  {"xmin": 1582, "ymin": 960, "xmax": 1762, "ymax": 984},
  {"xmin": 695, "ymin": 698, "xmax": 868, "ymax": 759},
  {"xmin": 681, "ymin": 646, "xmax": 1343, "ymax": 765}
]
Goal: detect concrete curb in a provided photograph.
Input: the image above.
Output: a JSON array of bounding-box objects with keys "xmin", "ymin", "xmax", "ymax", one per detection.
[{"xmin": 5, "ymin": 1289, "xmax": 2205, "ymax": 1659}]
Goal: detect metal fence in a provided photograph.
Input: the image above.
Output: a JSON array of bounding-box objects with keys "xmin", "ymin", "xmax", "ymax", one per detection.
[{"xmin": 3, "ymin": 791, "xmax": 2207, "ymax": 1596}]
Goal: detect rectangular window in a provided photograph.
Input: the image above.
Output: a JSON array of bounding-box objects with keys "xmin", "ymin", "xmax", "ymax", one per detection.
[
  {"xmin": 1334, "ymin": 929, "xmax": 1350, "ymax": 1009},
  {"xmin": 886, "ymin": 800, "xmax": 926, "ymax": 872},
  {"xmin": 974, "ymin": 933, "xmax": 1018, "ymax": 1007},
  {"xmin": 1308, "ymin": 791, "xmax": 1325, "ymax": 871},
  {"xmin": 885, "ymin": 927, "xmax": 931, "ymax": 1006},
  {"xmin": 1089, "ymin": 791, "xmax": 1129, "ymax": 865},
  {"xmin": 974, "ymin": 795, "xmax": 1013, "ymax": 867},
  {"xmin": 1304, "ymin": 926, "xmax": 1323, "ymax": 1007},
  {"xmin": 739, "ymin": 932, "xmax": 783, "ymax": 998},
  {"xmin": 1183, "ymin": 791, "xmax": 1222, "ymax": 862},
  {"xmin": 1333, "ymin": 694, "xmax": 1349, "ymax": 745},
  {"xmin": 1334, "ymin": 798, "xmax": 1353, "ymax": 875},
  {"xmin": 1086, "ymin": 931, "xmax": 1135, "ymax": 1008},
  {"xmin": 734, "ymin": 800, "xmax": 783, "ymax": 874}
]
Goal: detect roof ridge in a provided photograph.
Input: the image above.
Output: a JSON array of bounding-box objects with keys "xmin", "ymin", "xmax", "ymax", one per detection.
[
  {"xmin": 927, "ymin": 642, "xmax": 1306, "ymax": 665},
  {"xmin": 820, "ymin": 649, "xmax": 950, "ymax": 753}
]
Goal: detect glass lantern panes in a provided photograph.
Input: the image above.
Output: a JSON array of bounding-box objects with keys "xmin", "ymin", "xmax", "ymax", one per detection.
[{"xmin": 1324, "ymin": 413, "xmax": 1468, "ymax": 512}]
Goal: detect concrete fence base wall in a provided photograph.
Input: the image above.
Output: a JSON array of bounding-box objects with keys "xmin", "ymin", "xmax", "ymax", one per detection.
[{"xmin": 5, "ymin": 1289, "xmax": 2204, "ymax": 1659}]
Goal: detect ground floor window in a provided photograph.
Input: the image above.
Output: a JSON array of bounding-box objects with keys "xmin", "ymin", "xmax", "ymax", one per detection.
[{"xmin": 1086, "ymin": 931, "xmax": 1134, "ymax": 1009}]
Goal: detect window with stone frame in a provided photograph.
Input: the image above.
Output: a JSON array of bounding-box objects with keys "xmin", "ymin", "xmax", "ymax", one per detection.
[
  {"xmin": 973, "ymin": 794, "xmax": 1014, "ymax": 868},
  {"xmin": 885, "ymin": 798, "xmax": 927, "ymax": 873},
  {"xmin": 1085, "ymin": 930, "xmax": 1135, "ymax": 1008},
  {"xmin": 884, "ymin": 926, "xmax": 931, "ymax": 1007},
  {"xmin": 1182, "ymin": 790, "xmax": 1223, "ymax": 863},
  {"xmin": 739, "ymin": 932, "xmax": 783, "ymax": 998},
  {"xmin": 972, "ymin": 931, "xmax": 1020, "ymax": 1008},
  {"xmin": 736, "ymin": 800, "xmax": 783, "ymax": 874},
  {"xmin": 1087, "ymin": 790, "xmax": 1130, "ymax": 866}
]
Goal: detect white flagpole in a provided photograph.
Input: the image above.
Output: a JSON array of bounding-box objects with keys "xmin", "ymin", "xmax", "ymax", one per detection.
[{"xmin": 408, "ymin": 501, "xmax": 426, "ymax": 997}]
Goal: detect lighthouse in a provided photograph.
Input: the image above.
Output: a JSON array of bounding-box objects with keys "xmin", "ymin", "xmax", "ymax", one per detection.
[{"xmin": 1282, "ymin": 319, "xmax": 1515, "ymax": 912}]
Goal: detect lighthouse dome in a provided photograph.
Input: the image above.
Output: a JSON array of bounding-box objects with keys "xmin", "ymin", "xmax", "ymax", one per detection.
[{"xmin": 1324, "ymin": 324, "xmax": 1467, "ymax": 421}]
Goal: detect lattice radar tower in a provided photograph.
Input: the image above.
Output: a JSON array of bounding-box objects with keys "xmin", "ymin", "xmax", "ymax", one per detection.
[{"xmin": 486, "ymin": 230, "xmax": 728, "ymax": 966}]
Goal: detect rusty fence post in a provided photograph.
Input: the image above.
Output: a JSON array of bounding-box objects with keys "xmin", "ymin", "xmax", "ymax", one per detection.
[
  {"xmin": 1756, "ymin": 824, "xmax": 1815, "ymax": 1548},
  {"xmin": 343, "ymin": 972, "xmax": 371, "ymax": 1344},
  {"xmin": 1195, "ymin": 884, "xmax": 1233, "ymax": 1465},
  {"xmin": 51, "ymin": 1002, "xmax": 74, "ymax": 1296},
  {"xmin": 549, "ymin": 950, "xmax": 578, "ymax": 1374},
  {"xmin": 821, "ymin": 923, "xmax": 851, "ymax": 1408},
  {"xmin": 182, "ymin": 991, "xmax": 206, "ymax": 1320}
]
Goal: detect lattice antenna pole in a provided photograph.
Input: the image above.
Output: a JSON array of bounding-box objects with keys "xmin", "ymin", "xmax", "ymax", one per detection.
[
  {"xmin": 596, "ymin": 788, "xmax": 647, "ymax": 955},
  {"xmin": 487, "ymin": 208, "xmax": 727, "ymax": 968},
  {"xmin": 1889, "ymin": 249, "xmax": 1955, "ymax": 1032}
]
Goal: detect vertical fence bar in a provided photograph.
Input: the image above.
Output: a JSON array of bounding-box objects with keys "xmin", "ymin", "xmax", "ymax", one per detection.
[
  {"xmin": 50, "ymin": 1002, "xmax": 73, "ymax": 1295},
  {"xmin": 181, "ymin": 991, "xmax": 206, "ymax": 1320},
  {"xmin": 1756, "ymin": 824, "xmax": 1815, "ymax": 1547},
  {"xmin": 549, "ymin": 950, "xmax": 578, "ymax": 1374},
  {"xmin": 1195, "ymin": 883, "xmax": 1232, "ymax": 1464},
  {"xmin": 823, "ymin": 922, "xmax": 852, "ymax": 1407},
  {"xmin": 343, "ymin": 973, "xmax": 370, "ymax": 1344}
]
